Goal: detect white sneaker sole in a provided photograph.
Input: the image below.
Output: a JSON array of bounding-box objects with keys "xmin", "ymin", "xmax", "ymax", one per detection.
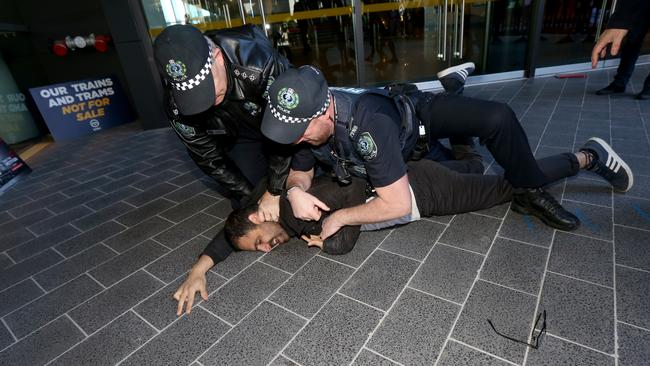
[
  {"xmin": 436, "ymin": 62, "xmax": 476, "ymax": 79},
  {"xmin": 589, "ymin": 136, "xmax": 634, "ymax": 192}
]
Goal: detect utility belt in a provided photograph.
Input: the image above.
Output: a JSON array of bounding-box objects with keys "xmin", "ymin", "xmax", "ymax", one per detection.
[{"xmin": 383, "ymin": 83, "xmax": 429, "ymax": 161}]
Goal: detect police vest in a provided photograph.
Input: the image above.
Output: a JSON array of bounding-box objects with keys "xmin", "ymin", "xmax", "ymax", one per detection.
[{"xmin": 311, "ymin": 87, "xmax": 420, "ymax": 184}]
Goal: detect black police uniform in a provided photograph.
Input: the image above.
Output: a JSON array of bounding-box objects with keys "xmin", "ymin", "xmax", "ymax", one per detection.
[{"xmin": 163, "ymin": 26, "xmax": 291, "ymax": 264}]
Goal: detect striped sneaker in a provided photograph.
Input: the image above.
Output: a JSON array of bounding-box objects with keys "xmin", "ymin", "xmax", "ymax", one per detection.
[
  {"xmin": 580, "ymin": 137, "xmax": 633, "ymax": 192},
  {"xmin": 437, "ymin": 62, "xmax": 475, "ymax": 95}
]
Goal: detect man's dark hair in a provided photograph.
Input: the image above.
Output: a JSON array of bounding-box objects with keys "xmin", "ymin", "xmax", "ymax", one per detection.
[{"xmin": 224, "ymin": 204, "xmax": 259, "ymax": 249}]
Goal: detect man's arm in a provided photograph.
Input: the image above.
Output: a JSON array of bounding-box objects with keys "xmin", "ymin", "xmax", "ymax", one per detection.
[
  {"xmin": 285, "ymin": 168, "xmax": 331, "ymax": 220},
  {"xmin": 320, "ymin": 174, "xmax": 411, "ymax": 240},
  {"xmin": 173, "ymin": 254, "xmax": 213, "ymax": 315}
]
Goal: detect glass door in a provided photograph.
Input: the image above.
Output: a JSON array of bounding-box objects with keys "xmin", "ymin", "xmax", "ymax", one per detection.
[{"xmin": 362, "ymin": 0, "xmax": 531, "ymax": 86}]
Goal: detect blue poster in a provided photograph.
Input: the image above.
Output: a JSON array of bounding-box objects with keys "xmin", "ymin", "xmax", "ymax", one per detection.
[{"xmin": 29, "ymin": 76, "xmax": 134, "ymax": 141}]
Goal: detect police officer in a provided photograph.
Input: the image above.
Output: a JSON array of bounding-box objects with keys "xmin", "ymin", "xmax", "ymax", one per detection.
[
  {"xmin": 153, "ymin": 25, "xmax": 291, "ymax": 315},
  {"xmin": 260, "ymin": 66, "xmax": 602, "ymax": 239}
]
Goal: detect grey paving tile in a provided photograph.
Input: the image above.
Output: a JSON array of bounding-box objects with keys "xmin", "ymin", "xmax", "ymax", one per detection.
[
  {"xmin": 56, "ymin": 220, "xmax": 126, "ymax": 257},
  {"xmin": 368, "ymin": 288, "xmax": 459, "ymax": 365},
  {"xmin": 202, "ymin": 198, "xmax": 233, "ymax": 219},
  {"xmin": 4, "ymin": 275, "xmax": 103, "ymax": 338},
  {"xmin": 85, "ymin": 186, "xmax": 141, "ymax": 210},
  {"xmin": 260, "ymin": 237, "xmax": 319, "ymax": 273},
  {"xmin": 115, "ymin": 198, "xmax": 175, "ymax": 227},
  {"xmin": 284, "ymin": 295, "xmax": 384, "ymax": 365},
  {"xmin": 9, "ymin": 192, "xmax": 66, "ymax": 218},
  {"xmin": 270, "ymin": 356, "xmax": 300, "ymax": 366},
  {"xmin": 200, "ymin": 301, "xmax": 305, "ymax": 366},
  {"xmin": 72, "ymin": 166, "xmax": 117, "ymax": 183},
  {"xmin": 8, "ymin": 225, "xmax": 81, "ymax": 262},
  {"xmin": 549, "ymin": 231, "xmax": 613, "ymax": 286},
  {"xmin": 72, "ymin": 201, "xmax": 134, "ymax": 231},
  {"xmin": 0, "ymin": 249, "xmax": 64, "ymax": 292},
  {"xmin": 481, "ymin": 238, "xmax": 548, "ymax": 294},
  {"xmin": 34, "ymin": 244, "xmax": 117, "ymax": 291},
  {"xmin": 0, "ymin": 323, "xmax": 12, "ymax": 351},
  {"xmin": 340, "ymin": 250, "xmax": 419, "ymax": 310},
  {"xmin": 202, "ymin": 262, "xmax": 289, "ymax": 324},
  {"xmin": 437, "ymin": 340, "xmax": 512, "ymax": 366},
  {"xmin": 0, "ymin": 195, "xmax": 34, "ymax": 211},
  {"xmin": 48, "ymin": 189, "xmax": 103, "ymax": 214},
  {"xmin": 563, "ymin": 200, "xmax": 613, "ymax": 241},
  {"xmin": 616, "ymin": 266, "xmax": 650, "ymax": 329},
  {"xmin": 153, "ymin": 212, "xmax": 221, "ymax": 249},
  {"xmin": 624, "ymin": 174, "xmax": 650, "ymax": 201},
  {"xmin": 0, "ymin": 228, "xmax": 35, "ymax": 252},
  {"xmin": 526, "ymin": 334, "xmax": 614, "ymax": 366},
  {"xmin": 27, "ymin": 179, "xmax": 78, "ymax": 200},
  {"xmin": 160, "ymin": 194, "xmax": 219, "ymax": 223},
  {"xmin": 379, "ymin": 220, "xmax": 445, "ymax": 260},
  {"xmin": 164, "ymin": 179, "xmax": 212, "ymax": 203},
  {"xmin": 615, "ymin": 225, "xmax": 650, "ymax": 271},
  {"xmin": 69, "ymin": 270, "xmax": 164, "ymax": 334},
  {"xmin": 119, "ymin": 307, "xmax": 230, "ymax": 366},
  {"xmin": 0, "ymin": 211, "xmax": 11, "ymax": 225},
  {"xmin": 50, "ymin": 311, "xmax": 157, "ymax": 366},
  {"xmin": 0, "ymin": 208, "xmax": 52, "ymax": 235},
  {"xmin": 540, "ymin": 273, "xmax": 615, "ymax": 353},
  {"xmin": 270, "ymin": 256, "xmax": 355, "ymax": 318},
  {"xmin": 614, "ymin": 196, "xmax": 650, "ymax": 231},
  {"xmin": 563, "ymin": 176, "xmax": 613, "ymax": 208},
  {"xmin": 211, "ymin": 249, "xmax": 264, "ymax": 279},
  {"xmin": 476, "ymin": 202, "xmax": 510, "ymax": 219},
  {"xmin": 410, "ymin": 244, "xmax": 483, "ymax": 303},
  {"xmin": 618, "ymin": 322, "xmax": 650, "ymax": 366},
  {"xmin": 452, "ymin": 280, "xmax": 537, "ymax": 364},
  {"xmin": 61, "ymin": 176, "xmax": 113, "ymax": 197},
  {"xmin": 104, "ymin": 216, "xmax": 172, "ymax": 253},
  {"xmin": 0, "ymin": 279, "xmax": 44, "ymax": 318},
  {"xmin": 97, "ymin": 172, "xmax": 147, "ymax": 192},
  {"xmin": 540, "ymin": 132, "xmax": 576, "ymax": 149},
  {"xmin": 134, "ymin": 271, "xmax": 225, "ymax": 330},
  {"xmin": 90, "ymin": 240, "xmax": 169, "ymax": 287},
  {"xmin": 146, "ymin": 236, "xmax": 210, "ymax": 283},
  {"xmin": 201, "ymin": 220, "xmax": 224, "ymax": 240},
  {"xmin": 439, "ymin": 213, "xmax": 501, "ymax": 254},
  {"xmin": 0, "ymin": 317, "xmax": 84, "ymax": 365},
  {"xmin": 320, "ymin": 229, "xmax": 390, "ymax": 268},
  {"xmin": 353, "ymin": 350, "xmax": 399, "ymax": 365},
  {"xmin": 124, "ymin": 182, "xmax": 179, "ymax": 207},
  {"xmin": 131, "ymin": 170, "xmax": 181, "ymax": 190},
  {"xmin": 167, "ymin": 169, "xmax": 205, "ymax": 188},
  {"xmin": 499, "ymin": 210, "xmax": 556, "ymax": 247},
  {"xmin": 618, "ymin": 154, "xmax": 650, "ymax": 176},
  {"xmin": 0, "ymin": 254, "xmax": 11, "ymax": 270}
]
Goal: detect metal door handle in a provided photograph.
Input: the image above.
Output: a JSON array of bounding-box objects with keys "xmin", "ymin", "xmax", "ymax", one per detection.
[
  {"xmin": 459, "ymin": 0, "xmax": 465, "ymax": 58},
  {"xmin": 443, "ymin": 0, "xmax": 448, "ymax": 60}
]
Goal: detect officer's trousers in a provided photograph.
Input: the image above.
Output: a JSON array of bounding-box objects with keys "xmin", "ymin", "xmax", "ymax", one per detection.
[
  {"xmin": 416, "ymin": 93, "xmax": 550, "ymax": 189},
  {"xmin": 408, "ymin": 153, "xmax": 580, "ymax": 216}
]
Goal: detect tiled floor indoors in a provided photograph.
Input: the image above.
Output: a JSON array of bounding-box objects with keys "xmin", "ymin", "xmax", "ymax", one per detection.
[{"xmin": 1, "ymin": 66, "xmax": 650, "ymax": 366}]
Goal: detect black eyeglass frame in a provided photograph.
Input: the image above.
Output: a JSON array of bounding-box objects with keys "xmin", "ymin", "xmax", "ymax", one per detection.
[{"xmin": 487, "ymin": 310, "xmax": 547, "ymax": 349}]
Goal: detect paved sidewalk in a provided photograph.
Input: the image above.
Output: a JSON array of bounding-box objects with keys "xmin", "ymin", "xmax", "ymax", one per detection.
[{"xmin": 1, "ymin": 66, "xmax": 649, "ymax": 365}]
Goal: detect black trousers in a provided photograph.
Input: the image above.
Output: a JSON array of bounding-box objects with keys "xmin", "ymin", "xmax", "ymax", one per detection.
[
  {"xmin": 612, "ymin": 16, "xmax": 650, "ymax": 89},
  {"xmin": 417, "ymin": 93, "xmax": 549, "ymax": 188},
  {"xmin": 409, "ymin": 153, "xmax": 580, "ymax": 217}
]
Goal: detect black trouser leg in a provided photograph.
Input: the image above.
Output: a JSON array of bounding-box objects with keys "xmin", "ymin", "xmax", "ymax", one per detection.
[
  {"xmin": 613, "ymin": 25, "xmax": 649, "ymax": 87},
  {"xmin": 224, "ymin": 139, "xmax": 268, "ymax": 208},
  {"xmin": 408, "ymin": 153, "xmax": 579, "ymax": 217},
  {"xmin": 418, "ymin": 93, "xmax": 547, "ymax": 188}
]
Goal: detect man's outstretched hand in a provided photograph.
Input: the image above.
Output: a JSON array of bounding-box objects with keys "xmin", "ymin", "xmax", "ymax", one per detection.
[
  {"xmin": 591, "ymin": 28, "xmax": 628, "ymax": 68},
  {"xmin": 173, "ymin": 254, "xmax": 214, "ymax": 316}
]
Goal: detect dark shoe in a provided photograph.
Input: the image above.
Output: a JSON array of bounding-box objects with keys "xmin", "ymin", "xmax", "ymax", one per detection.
[
  {"xmin": 636, "ymin": 87, "xmax": 650, "ymax": 100},
  {"xmin": 437, "ymin": 62, "xmax": 475, "ymax": 95},
  {"xmin": 512, "ymin": 188, "xmax": 580, "ymax": 231},
  {"xmin": 322, "ymin": 225, "xmax": 361, "ymax": 255},
  {"xmin": 596, "ymin": 83, "xmax": 625, "ymax": 95},
  {"xmin": 580, "ymin": 137, "xmax": 633, "ymax": 192}
]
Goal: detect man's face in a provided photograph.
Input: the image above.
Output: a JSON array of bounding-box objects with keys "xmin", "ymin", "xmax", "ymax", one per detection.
[
  {"xmin": 296, "ymin": 102, "xmax": 335, "ymax": 146},
  {"xmin": 235, "ymin": 221, "xmax": 290, "ymax": 252},
  {"xmin": 211, "ymin": 48, "xmax": 228, "ymax": 106}
]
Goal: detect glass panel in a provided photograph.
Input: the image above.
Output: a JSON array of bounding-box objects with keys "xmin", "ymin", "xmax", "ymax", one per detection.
[
  {"xmin": 537, "ymin": 0, "xmax": 612, "ymax": 67},
  {"xmin": 256, "ymin": 0, "xmax": 357, "ymax": 86},
  {"xmin": 142, "ymin": 0, "xmax": 245, "ymax": 37},
  {"xmin": 362, "ymin": 0, "xmax": 530, "ymax": 86}
]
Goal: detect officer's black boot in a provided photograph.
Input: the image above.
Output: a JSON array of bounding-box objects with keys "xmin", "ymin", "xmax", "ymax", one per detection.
[{"xmin": 511, "ymin": 188, "xmax": 580, "ymax": 231}]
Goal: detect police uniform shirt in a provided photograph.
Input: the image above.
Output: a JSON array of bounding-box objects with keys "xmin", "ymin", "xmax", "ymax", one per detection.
[{"xmin": 292, "ymin": 93, "xmax": 407, "ymax": 188}]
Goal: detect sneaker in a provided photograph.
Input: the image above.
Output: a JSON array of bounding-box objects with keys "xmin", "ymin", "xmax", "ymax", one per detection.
[
  {"xmin": 437, "ymin": 62, "xmax": 475, "ymax": 95},
  {"xmin": 580, "ymin": 137, "xmax": 633, "ymax": 192},
  {"xmin": 512, "ymin": 188, "xmax": 580, "ymax": 231},
  {"xmin": 595, "ymin": 83, "xmax": 625, "ymax": 95}
]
